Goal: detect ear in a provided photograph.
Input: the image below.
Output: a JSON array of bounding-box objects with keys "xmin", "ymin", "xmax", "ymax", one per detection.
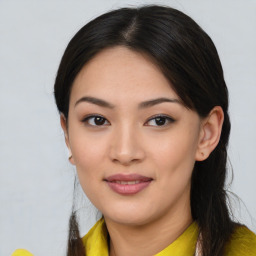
[
  {"xmin": 195, "ymin": 106, "xmax": 224, "ymax": 161},
  {"xmin": 60, "ymin": 114, "xmax": 75, "ymax": 165}
]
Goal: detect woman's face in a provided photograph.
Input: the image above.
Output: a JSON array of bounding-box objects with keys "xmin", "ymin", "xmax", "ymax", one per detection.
[{"xmin": 64, "ymin": 46, "xmax": 204, "ymax": 226}]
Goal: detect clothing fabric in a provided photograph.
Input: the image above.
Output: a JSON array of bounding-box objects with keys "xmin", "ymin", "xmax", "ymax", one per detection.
[
  {"xmin": 82, "ymin": 218, "xmax": 199, "ymax": 255},
  {"xmin": 12, "ymin": 218, "xmax": 256, "ymax": 256},
  {"xmin": 11, "ymin": 249, "xmax": 33, "ymax": 256},
  {"xmin": 82, "ymin": 218, "xmax": 256, "ymax": 256}
]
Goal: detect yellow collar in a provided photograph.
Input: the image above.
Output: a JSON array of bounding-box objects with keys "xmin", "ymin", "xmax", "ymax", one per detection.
[{"xmin": 82, "ymin": 218, "xmax": 199, "ymax": 256}]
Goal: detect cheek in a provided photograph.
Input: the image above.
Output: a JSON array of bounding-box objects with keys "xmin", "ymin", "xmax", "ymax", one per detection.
[
  {"xmin": 151, "ymin": 128, "xmax": 199, "ymax": 195},
  {"xmin": 152, "ymin": 139, "xmax": 195, "ymax": 209},
  {"xmin": 70, "ymin": 126, "xmax": 107, "ymax": 166},
  {"xmin": 72, "ymin": 138, "xmax": 106, "ymax": 204},
  {"xmin": 69, "ymin": 129, "xmax": 109, "ymax": 190},
  {"xmin": 152, "ymin": 131, "xmax": 198, "ymax": 171}
]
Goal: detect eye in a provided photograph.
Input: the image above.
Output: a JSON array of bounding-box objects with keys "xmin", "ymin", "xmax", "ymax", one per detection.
[
  {"xmin": 82, "ymin": 115, "xmax": 110, "ymax": 126},
  {"xmin": 145, "ymin": 115, "xmax": 175, "ymax": 127}
]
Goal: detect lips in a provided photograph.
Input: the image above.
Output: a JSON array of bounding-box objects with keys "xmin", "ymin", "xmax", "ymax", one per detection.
[{"xmin": 104, "ymin": 174, "xmax": 153, "ymax": 195}]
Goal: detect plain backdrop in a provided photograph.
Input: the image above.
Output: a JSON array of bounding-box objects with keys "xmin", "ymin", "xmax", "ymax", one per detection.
[{"xmin": 0, "ymin": 0, "xmax": 255, "ymax": 255}]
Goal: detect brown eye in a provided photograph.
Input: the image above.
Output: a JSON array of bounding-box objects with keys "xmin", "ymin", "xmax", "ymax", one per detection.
[
  {"xmin": 155, "ymin": 117, "xmax": 167, "ymax": 126},
  {"xmin": 146, "ymin": 115, "xmax": 175, "ymax": 127},
  {"xmin": 83, "ymin": 115, "xmax": 110, "ymax": 126}
]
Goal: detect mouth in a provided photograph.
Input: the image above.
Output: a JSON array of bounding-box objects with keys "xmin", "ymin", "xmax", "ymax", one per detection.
[
  {"xmin": 112, "ymin": 180, "xmax": 141, "ymax": 184},
  {"xmin": 104, "ymin": 174, "xmax": 153, "ymax": 195}
]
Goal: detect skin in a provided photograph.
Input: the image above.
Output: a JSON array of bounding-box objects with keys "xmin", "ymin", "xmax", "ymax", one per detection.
[{"xmin": 61, "ymin": 46, "xmax": 224, "ymax": 256}]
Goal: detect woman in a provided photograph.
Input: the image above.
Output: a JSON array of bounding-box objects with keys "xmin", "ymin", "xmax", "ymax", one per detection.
[{"xmin": 13, "ymin": 5, "xmax": 256, "ymax": 256}]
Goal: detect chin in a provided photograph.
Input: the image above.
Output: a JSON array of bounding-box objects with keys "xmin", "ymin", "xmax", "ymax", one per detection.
[
  {"xmin": 111, "ymin": 215, "xmax": 150, "ymax": 226},
  {"xmin": 103, "ymin": 206, "xmax": 158, "ymax": 227}
]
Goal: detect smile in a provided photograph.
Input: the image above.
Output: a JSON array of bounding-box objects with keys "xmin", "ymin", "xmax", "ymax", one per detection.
[
  {"xmin": 104, "ymin": 174, "xmax": 153, "ymax": 195},
  {"xmin": 112, "ymin": 180, "xmax": 141, "ymax": 184}
]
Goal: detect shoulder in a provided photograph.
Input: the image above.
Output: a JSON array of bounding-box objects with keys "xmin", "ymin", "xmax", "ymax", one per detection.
[
  {"xmin": 82, "ymin": 217, "xmax": 109, "ymax": 255},
  {"xmin": 224, "ymin": 224, "xmax": 256, "ymax": 256},
  {"xmin": 11, "ymin": 249, "xmax": 33, "ymax": 256}
]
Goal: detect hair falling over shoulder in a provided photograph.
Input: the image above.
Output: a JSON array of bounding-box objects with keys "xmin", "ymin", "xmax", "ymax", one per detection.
[
  {"xmin": 67, "ymin": 212, "xmax": 85, "ymax": 256},
  {"xmin": 54, "ymin": 5, "xmax": 236, "ymax": 256}
]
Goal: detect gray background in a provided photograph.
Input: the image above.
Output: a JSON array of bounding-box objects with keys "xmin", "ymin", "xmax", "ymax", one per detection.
[{"xmin": 0, "ymin": 0, "xmax": 255, "ymax": 255}]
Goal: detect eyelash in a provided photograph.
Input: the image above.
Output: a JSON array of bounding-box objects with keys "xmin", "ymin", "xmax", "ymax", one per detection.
[{"xmin": 82, "ymin": 114, "xmax": 175, "ymax": 127}]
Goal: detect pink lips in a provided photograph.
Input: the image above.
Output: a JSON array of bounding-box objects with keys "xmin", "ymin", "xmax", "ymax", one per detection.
[{"xmin": 104, "ymin": 174, "xmax": 153, "ymax": 195}]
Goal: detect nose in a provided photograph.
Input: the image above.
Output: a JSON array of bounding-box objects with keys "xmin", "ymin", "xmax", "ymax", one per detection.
[{"xmin": 109, "ymin": 125, "xmax": 145, "ymax": 165}]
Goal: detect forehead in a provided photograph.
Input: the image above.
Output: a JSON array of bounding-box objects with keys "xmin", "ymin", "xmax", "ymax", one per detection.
[{"xmin": 70, "ymin": 46, "xmax": 179, "ymax": 105}]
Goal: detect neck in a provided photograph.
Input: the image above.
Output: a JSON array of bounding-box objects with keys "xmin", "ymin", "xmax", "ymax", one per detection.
[{"xmin": 105, "ymin": 201, "xmax": 192, "ymax": 256}]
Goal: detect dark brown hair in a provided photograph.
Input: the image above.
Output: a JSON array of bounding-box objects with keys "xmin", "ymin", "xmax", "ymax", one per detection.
[{"xmin": 54, "ymin": 5, "xmax": 235, "ymax": 256}]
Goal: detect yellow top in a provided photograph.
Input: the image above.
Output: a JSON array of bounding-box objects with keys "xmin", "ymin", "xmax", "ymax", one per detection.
[
  {"xmin": 82, "ymin": 218, "xmax": 199, "ymax": 255},
  {"xmin": 12, "ymin": 218, "xmax": 256, "ymax": 256},
  {"xmin": 11, "ymin": 249, "xmax": 33, "ymax": 256}
]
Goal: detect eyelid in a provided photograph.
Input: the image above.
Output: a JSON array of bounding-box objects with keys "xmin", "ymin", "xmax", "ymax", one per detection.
[
  {"xmin": 82, "ymin": 114, "xmax": 110, "ymax": 126},
  {"xmin": 81, "ymin": 114, "xmax": 175, "ymax": 127},
  {"xmin": 145, "ymin": 114, "xmax": 175, "ymax": 126}
]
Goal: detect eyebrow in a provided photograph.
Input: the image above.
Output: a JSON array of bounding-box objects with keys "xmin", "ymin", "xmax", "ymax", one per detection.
[{"xmin": 74, "ymin": 96, "xmax": 181, "ymax": 109}]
